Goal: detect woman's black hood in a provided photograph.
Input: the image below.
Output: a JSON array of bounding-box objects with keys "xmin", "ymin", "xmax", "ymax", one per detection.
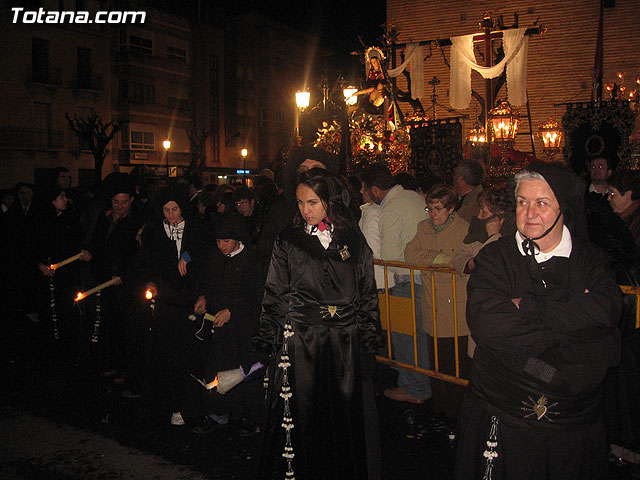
[{"xmin": 154, "ymin": 184, "xmax": 190, "ymax": 221}]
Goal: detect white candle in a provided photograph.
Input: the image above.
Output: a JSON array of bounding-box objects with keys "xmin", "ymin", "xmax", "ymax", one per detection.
[
  {"xmin": 50, "ymin": 252, "xmax": 83, "ymax": 270},
  {"xmin": 75, "ymin": 277, "xmax": 120, "ymax": 301}
]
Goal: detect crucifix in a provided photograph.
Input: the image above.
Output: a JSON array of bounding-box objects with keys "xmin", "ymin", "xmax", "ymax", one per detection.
[{"xmin": 387, "ymin": 13, "xmax": 544, "ymax": 165}]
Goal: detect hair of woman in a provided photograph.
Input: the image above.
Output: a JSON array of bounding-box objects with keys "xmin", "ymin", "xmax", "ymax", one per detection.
[
  {"xmin": 293, "ymin": 168, "xmax": 353, "ymax": 239},
  {"xmin": 477, "ymin": 184, "xmax": 513, "ymax": 215},
  {"xmin": 424, "ymin": 183, "xmax": 458, "ymax": 210}
]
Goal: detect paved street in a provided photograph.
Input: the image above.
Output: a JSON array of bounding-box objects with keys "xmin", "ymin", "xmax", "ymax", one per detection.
[{"xmin": 1, "ymin": 315, "xmax": 638, "ymax": 479}]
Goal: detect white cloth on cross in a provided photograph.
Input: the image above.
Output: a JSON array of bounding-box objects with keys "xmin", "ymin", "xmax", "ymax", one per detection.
[
  {"xmin": 387, "ymin": 42, "xmax": 425, "ymax": 100},
  {"xmin": 450, "ymin": 27, "xmax": 528, "ymax": 109}
]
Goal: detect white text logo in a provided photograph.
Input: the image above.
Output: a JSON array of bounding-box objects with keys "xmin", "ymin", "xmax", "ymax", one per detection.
[{"xmin": 11, "ymin": 8, "xmax": 146, "ymax": 24}]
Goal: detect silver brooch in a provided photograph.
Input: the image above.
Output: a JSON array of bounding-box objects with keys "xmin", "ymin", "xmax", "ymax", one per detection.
[{"xmin": 338, "ymin": 245, "xmax": 350, "ymax": 261}]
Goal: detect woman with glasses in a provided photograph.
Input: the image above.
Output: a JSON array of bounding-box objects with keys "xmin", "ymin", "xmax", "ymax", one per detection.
[{"xmin": 404, "ymin": 183, "xmax": 470, "ymax": 419}]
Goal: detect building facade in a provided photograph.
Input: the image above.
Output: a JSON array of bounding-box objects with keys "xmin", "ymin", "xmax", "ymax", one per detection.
[{"xmin": 386, "ymin": 0, "xmax": 640, "ymax": 162}]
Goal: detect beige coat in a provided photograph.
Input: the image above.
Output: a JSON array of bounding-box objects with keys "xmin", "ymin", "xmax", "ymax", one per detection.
[{"xmin": 404, "ymin": 214, "xmax": 469, "ymax": 338}]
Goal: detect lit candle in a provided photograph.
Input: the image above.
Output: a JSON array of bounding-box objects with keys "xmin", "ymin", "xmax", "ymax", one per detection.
[
  {"xmin": 205, "ymin": 377, "xmax": 219, "ymax": 390},
  {"xmin": 75, "ymin": 277, "xmax": 120, "ymax": 301},
  {"xmin": 50, "ymin": 252, "xmax": 83, "ymax": 270},
  {"xmin": 145, "ymin": 290, "xmax": 153, "ymax": 300}
]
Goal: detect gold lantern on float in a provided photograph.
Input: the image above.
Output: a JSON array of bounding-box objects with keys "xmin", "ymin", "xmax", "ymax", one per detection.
[
  {"xmin": 488, "ymin": 101, "xmax": 520, "ymax": 144},
  {"xmin": 487, "ymin": 101, "xmax": 520, "ymax": 178},
  {"xmin": 538, "ymin": 119, "xmax": 563, "ymax": 157},
  {"xmin": 466, "ymin": 121, "xmax": 487, "ymax": 146}
]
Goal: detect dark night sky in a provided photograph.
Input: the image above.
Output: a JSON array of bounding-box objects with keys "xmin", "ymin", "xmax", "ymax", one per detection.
[{"xmin": 224, "ymin": 0, "xmax": 387, "ymax": 81}]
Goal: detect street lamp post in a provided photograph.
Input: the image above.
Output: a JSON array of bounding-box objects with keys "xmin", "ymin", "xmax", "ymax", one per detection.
[
  {"xmin": 241, "ymin": 148, "xmax": 248, "ymax": 185},
  {"xmin": 295, "ymin": 90, "xmax": 310, "ymax": 146},
  {"xmin": 163, "ymin": 139, "xmax": 171, "ymax": 178}
]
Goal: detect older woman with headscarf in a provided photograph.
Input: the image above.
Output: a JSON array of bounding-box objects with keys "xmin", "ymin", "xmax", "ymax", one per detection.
[
  {"xmin": 404, "ymin": 184, "xmax": 470, "ymax": 419},
  {"xmin": 454, "ymin": 163, "xmax": 621, "ymax": 480},
  {"xmin": 256, "ymin": 168, "xmax": 383, "ymax": 480}
]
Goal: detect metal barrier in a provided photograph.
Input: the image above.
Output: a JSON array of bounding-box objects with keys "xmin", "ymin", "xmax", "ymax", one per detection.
[{"xmin": 373, "ymin": 259, "xmax": 640, "ymax": 388}]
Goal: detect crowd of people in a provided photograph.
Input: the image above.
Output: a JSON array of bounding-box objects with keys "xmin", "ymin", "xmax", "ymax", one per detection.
[{"xmin": 2, "ymin": 151, "xmax": 640, "ymax": 479}]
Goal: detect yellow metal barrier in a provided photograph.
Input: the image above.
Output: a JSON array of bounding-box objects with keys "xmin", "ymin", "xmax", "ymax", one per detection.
[
  {"xmin": 620, "ymin": 285, "xmax": 640, "ymax": 329},
  {"xmin": 374, "ymin": 259, "xmax": 640, "ymax": 388},
  {"xmin": 374, "ymin": 259, "xmax": 468, "ymax": 387}
]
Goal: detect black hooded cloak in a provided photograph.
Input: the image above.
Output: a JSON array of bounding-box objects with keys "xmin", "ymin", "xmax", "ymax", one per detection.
[{"xmin": 454, "ymin": 163, "xmax": 622, "ymax": 480}]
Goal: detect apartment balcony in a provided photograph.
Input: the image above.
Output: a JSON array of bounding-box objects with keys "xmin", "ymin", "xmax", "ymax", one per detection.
[
  {"xmin": 114, "ymin": 50, "xmax": 190, "ymax": 76},
  {"xmin": 0, "ymin": 128, "xmax": 66, "ymax": 150}
]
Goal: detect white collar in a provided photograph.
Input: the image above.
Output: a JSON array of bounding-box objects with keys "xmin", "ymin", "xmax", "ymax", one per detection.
[
  {"xmin": 589, "ymin": 183, "xmax": 607, "ymax": 195},
  {"xmin": 163, "ymin": 219, "xmax": 185, "ymax": 240},
  {"xmin": 516, "ymin": 225, "xmax": 572, "ymax": 262},
  {"xmin": 227, "ymin": 241, "xmax": 244, "ymax": 258},
  {"xmin": 306, "ymin": 223, "xmax": 332, "ymax": 249}
]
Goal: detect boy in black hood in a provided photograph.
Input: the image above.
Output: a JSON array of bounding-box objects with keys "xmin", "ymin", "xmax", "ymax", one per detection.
[{"xmin": 192, "ymin": 215, "xmax": 263, "ymax": 435}]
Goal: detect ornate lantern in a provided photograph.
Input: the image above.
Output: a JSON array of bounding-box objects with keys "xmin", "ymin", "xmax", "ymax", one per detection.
[
  {"xmin": 466, "ymin": 121, "xmax": 487, "ymax": 146},
  {"xmin": 538, "ymin": 119, "xmax": 563, "ymax": 156},
  {"xmin": 488, "ymin": 101, "xmax": 520, "ymax": 144}
]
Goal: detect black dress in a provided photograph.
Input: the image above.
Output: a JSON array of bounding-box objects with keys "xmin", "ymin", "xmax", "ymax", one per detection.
[
  {"xmin": 257, "ymin": 224, "xmax": 382, "ymax": 480},
  {"xmin": 134, "ymin": 217, "xmax": 207, "ymax": 414},
  {"xmin": 454, "ymin": 235, "xmax": 622, "ymax": 480}
]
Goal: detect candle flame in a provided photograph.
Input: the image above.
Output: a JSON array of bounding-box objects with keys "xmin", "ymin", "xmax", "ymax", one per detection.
[
  {"xmin": 205, "ymin": 376, "xmax": 219, "ymax": 390},
  {"xmin": 49, "ymin": 264, "xmax": 55, "ymax": 270},
  {"xmin": 75, "ymin": 292, "xmax": 84, "ymax": 301},
  {"xmin": 145, "ymin": 290, "xmax": 153, "ymax": 300}
]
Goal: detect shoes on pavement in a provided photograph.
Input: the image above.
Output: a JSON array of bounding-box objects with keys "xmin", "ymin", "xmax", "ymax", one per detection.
[
  {"xmin": 121, "ymin": 389, "xmax": 141, "ymax": 399},
  {"xmin": 170, "ymin": 412, "xmax": 185, "ymax": 426},
  {"xmin": 384, "ymin": 387, "xmax": 429, "ymax": 404}
]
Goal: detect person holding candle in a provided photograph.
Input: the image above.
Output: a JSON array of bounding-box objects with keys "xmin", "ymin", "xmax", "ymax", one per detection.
[
  {"xmin": 191, "ymin": 214, "xmax": 261, "ymax": 436},
  {"xmin": 29, "ymin": 185, "xmax": 91, "ymax": 365},
  {"xmin": 87, "ymin": 174, "xmax": 142, "ymax": 379},
  {"xmin": 135, "ymin": 184, "xmax": 208, "ymax": 426},
  {"xmin": 255, "ymin": 168, "xmax": 383, "ymax": 480}
]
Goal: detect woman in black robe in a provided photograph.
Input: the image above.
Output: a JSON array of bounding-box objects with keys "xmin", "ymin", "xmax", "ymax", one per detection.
[
  {"xmin": 454, "ymin": 163, "xmax": 622, "ymax": 480},
  {"xmin": 135, "ymin": 184, "xmax": 207, "ymax": 424},
  {"xmin": 256, "ymin": 168, "xmax": 383, "ymax": 480},
  {"xmin": 30, "ymin": 185, "xmax": 91, "ymax": 363}
]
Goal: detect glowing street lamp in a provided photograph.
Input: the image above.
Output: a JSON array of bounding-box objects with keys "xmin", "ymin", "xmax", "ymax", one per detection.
[
  {"xmin": 163, "ymin": 139, "xmax": 171, "ymax": 178},
  {"xmin": 295, "ymin": 90, "xmax": 310, "ymax": 146},
  {"xmin": 241, "ymin": 148, "xmax": 248, "ymax": 185},
  {"xmin": 343, "ymin": 87, "xmax": 358, "ymax": 106}
]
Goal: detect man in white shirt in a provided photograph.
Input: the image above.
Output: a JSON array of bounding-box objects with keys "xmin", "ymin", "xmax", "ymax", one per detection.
[{"xmin": 361, "ymin": 165, "xmax": 432, "ymax": 404}]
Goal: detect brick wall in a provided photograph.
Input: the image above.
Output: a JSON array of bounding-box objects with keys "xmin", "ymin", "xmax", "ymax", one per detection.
[{"xmin": 387, "ymin": 0, "xmax": 640, "ymax": 157}]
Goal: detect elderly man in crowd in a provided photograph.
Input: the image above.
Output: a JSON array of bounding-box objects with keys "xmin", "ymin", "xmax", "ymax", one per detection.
[{"xmin": 454, "ymin": 163, "xmax": 621, "ymax": 480}]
